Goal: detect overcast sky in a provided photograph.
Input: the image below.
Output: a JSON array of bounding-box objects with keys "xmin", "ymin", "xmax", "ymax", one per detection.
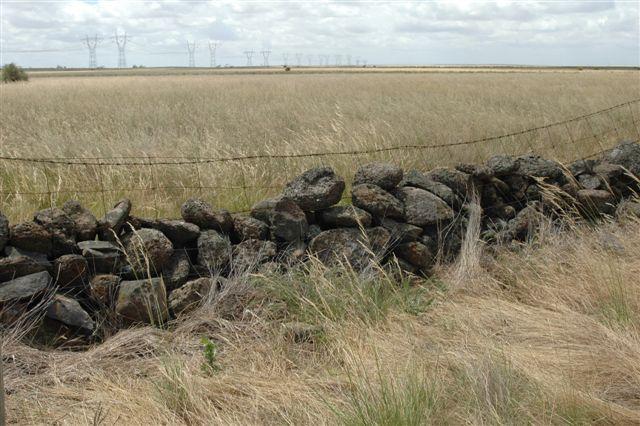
[{"xmin": 1, "ymin": 0, "xmax": 638, "ymax": 68}]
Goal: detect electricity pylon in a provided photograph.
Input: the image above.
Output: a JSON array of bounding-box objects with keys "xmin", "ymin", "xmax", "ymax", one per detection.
[
  {"xmin": 115, "ymin": 31, "xmax": 128, "ymax": 68},
  {"xmin": 84, "ymin": 34, "xmax": 100, "ymax": 68},
  {"xmin": 295, "ymin": 53, "xmax": 303, "ymax": 66},
  {"xmin": 208, "ymin": 41, "xmax": 218, "ymax": 67},
  {"xmin": 187, "ymin": 40, "xmax": 196, "ymax": 67},
  {"xmin": 244, "ymin": 50, "xmax": 254, "ymax": 66},
  {"xmin": 282, "ymin": 52, "xmax": 289, "ymax": 65},
  {"xmin": 261, "ymin": 50, "xmax": 271, "ymax": 66}
]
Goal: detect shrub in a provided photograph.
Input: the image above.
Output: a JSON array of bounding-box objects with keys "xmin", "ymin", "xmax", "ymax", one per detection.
[{"xmin": 2, "ymin": 63, "xmax": 28, "ymax": 83}]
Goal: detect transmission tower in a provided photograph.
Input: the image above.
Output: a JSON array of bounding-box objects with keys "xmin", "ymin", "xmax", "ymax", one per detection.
[
  {"xmin": 307, "ymin": 54, "xmax": 313, "ymax": 66},
  {"xmin": 295, "ymin": 53, "xmax": 303, "ymax": 66},
  {"xmin": 261, "ymin": 50, "xmax": 271, "ymax": 66},
  {"xmin": 282, "ymin": 53, "xmax": 289, "ymax": 65},
  {"xmin": 323, "ymin": 54, "xmax": 331, "ymax": 66},
  {"xmin": 334, "ymin": 54, "xmax": 342, "ymax": 66},
  {"xmin": 84, "ymin": 35, "xmax": 100, "ymax": 68},
  {"xmin": 208, "ymin": 41, "xmax": 218, "ymax": 67},
  {"xmin": 114, "ymin": 31, "xmax": 128, "ymax": 68},
  {"xmin": 187, "ymin": 40, "xmax": 196, "ymax": 67},
  {"xmin": 244, "ymin": 50, "xmax": 254, "ymax": 66},
  {"xmin": 346, "ymin": 54, "xmax": 352, "ymax": 66}
]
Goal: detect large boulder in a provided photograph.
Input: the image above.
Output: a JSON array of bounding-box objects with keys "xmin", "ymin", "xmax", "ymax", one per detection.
[
  {"xmin": 309, "ymin": 228, "xmax": 387, "ymax": 270},
  {"xmin": 62, "ymin": 200, "xmax": 98, "ymax": 241},
  {"xmin": 115, "ymin": 277, "xmax": 168, "ymax": 325},
  {"xmin": 501, "ymin": 202, "xmax": 543, "ymax": 242},
  {"xmin": 353, "ymin": 162, "xmax": 403, "ymax": 190},
  {"xmin": 486, "ymin": 155, "xmax": 518, "ymax": 176},
  {"xmin": 395, "ymin": 187, "xmax": 454, "ymax": 227},
  {"xmin": 320, "ymin": 205, "xmax": 372, "ymax": 228},
  {"xmin": 232, "ymin": 239, "xmax": 277, "ymax": 271},
  {"xmin": 34, "ymin": 207, "xmax": 76, "ymax": 239},
  {"xmin": 394, "ymin": 241, "xmax": 435, "ymax": 272},
  {"xmin": 89, "ymin": 274, "xmax": 120, "ymax": 306},
  {"xmin": 456, "ymin": 163, "xmax": 494, "ymax": 182},
  {"xmin": 516, "ymin": 154, "xmax": 563, "ymax": 180},
  {"xmin": 0, "ymin": 255, "xmax": 48, "ymax": 283},
  {"xmin": 282, "ymin": 167, "xmax": 345, "ymax": 211},
  {"xmin": 53, "ymin": 254, "xmax": 88, "ymax": 289},
  {"xmin": 271, "ymin": 198, "xmax": 308, "ymax": 243},
  {"xmin": 351, "ymin": 184, "xmax": 404, "ymax": 220},
  {"xmin": 0, "ymin": 271, "xmax": 51, "ymax": 303},
  {"xmin": 122, "ymin": 228, "xmax": 173, "ymax": 277},
  {"xmin": 197, "ymin": 230, "xmax": 231, "ymax": 271},
  {"xmin": 9, "ymin": 222, "xmax": 52, "ymax": 255},
  {"xmin": 0, "ymin": 211, "xmax": 8, "ymax": 252},
  {"xmin": 181, "ymin": 198, "xmax": 232, "ymax": 234},
  {"xmin": 78, "ymin": 240, "xmax": 122, "ymax": 274},
  {"xmin": 232, "ymin": 215, "xmax": 269, "ymax": 242},
  {"xmin": 162, "ymin": 249, "xmax": 191, "ymax": 290},
  {"xmin": 426, "ymin": 167, "xmax": 472, "ymax": 198},
  {"xmin": 602, "ymin": 140, "xmax": 640, "ymax": 176},
  {"xmin": 151, "ymin": 220, "xmax": 200, "ymax": 248},
  {"xmin": 168, "ymin": 277, "xmax": 220, "ymax": 316},
  {"xmin": 45, "ymin": 294, "xmax": 94, "ymax": 332},
  {"xmin": 400, "ymin": 170, "xmax": 461, "ymax": 208},
  {"xmin": 250, "ymin": 195, "xmax": 283, "ymax": 224},
  {"xmin": 98, "ymin": 199, "xmax": 131, "ymax": 240},
  {"xmin": 577, "ymin": 189, "xmax": 615, "ymax": 216},
  {"xmin": 380, "ymin": 218, "xmax": 422, "ymax": 244}
]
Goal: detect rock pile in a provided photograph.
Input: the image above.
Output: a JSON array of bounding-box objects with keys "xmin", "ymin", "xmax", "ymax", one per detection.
[{"xmin": 1, "ymin": 140, "xmax": 639, "ymax": 346}]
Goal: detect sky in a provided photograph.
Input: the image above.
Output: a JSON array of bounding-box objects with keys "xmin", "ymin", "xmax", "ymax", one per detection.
[{"xmin": 1, "ymin": 0, "xmax": 638, "ymax": 68}]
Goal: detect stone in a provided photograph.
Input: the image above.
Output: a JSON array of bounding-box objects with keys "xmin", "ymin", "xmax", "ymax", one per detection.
[
  {"xmin": 593, "ymin": 163, "xmax": 626, "ymax": 183},
  {"xmin": 232, "ymin": 215, "xmax": 269, "ymax": 242},
  {"xmin": 394, "ymin": 241, "xmax": 435, "ymax": 271},
  {"xmin": 516, "ymin": 154, "xmax": 563, "ymax": 180},
  {"xmin": 98, "ymin": 199, "xmax": 131, "ymax": 240},
  {"xmin": 456, "ymin": 163, "xmax": 494, "ymax": 181},
  {"xmin": 152, "ymin": 220, "xmax": 200, "ymax": 247},
  {"xmin": 426, "ymin": 167, "xmax": 472, "ymax": 197},
  {"xmin": 380, "ymin": 218, "xmax": 422, "ymax": 244},
  {"xmin": 309, "ymin": 228, "xmax": 384, "ymax": 270},
  {"xmin": 400, "ymin": 170, "xmax": 461, "ymax": 208},
  {"xmin": 62, "ymin": 200, "xmax": 98, "ymax": 241},
  {"xmin": 53, "ymin": 254, "xmax": 88, "ymax": 288},
  {"xmin": 577, "ymin": 189, "xmax": 615, "ymax": 215},
  {"xmin": 0, "ymin": 271, "xmax": 51, "ymax": 303},
  {"xmin": 168, "ymin": 277, "xmax": 218, "ymax": 316},
  {"xmin": 34, "ymin": 207, "xmax": 75, "ymax": 238},
  {"xmin": 78, "ymin": 240, "xmax": 122, "ymax": 274},
  {"xmin": 282, "ymin": 166, "xmax": 345, "ymax": 211},
  {"xmin": 45, "ymin": 294, "xmax": 94, "ymax": 332},
  {"xmin": 486, "ymin": 155, "xmax": 518, "ymax": 176},
  {"xmin": 181, "ymin": 198, "xmax": 233, "ymax": 233},
  {"xmin": 0, "ymin": 255, "xmax": 48, "ymax": 283},
  {"xmin": 320, "ymin": 205, "xmax": 372, "ymax": 228},
  {"xmin": 502, "ymin": 203, "xmax": 543, "ymax": 241},
  {"xmin": 353, "ymin": 162, "xmax": 403, "ymax": 190},
  {"xmin": 351, "ymin": 184, "xmax": 404, "ymax": 220},
  {"xmin": 366, "ymin": 226, "xmax": 392, "ymax": 255},
  {"xmin": 0, "ymin": 211, "xmax": 8, "ymax": 252},
  {"xmin": 271, "ymin": 198, "xmax": 308, "ymax": 242},
  {"xmin": 4, "ymin": 245, "xmax": 47, "ymax": 263},
  {"xmin": 116, "ymin": 277, "xmax": 168, "ymax": 325},
  {"xmin": 122, "ymin": 228, "xmax": 173, "ymax": 277},
  {"xmin": 9, "ymin": 222, "xmax": 52, "ymax": 255},
  {"xmin": 395, "ymin": 187, "xmax": 454, "ymax": 227},
  {"xmin": 578, "ymin": 174, "xmax": 602, "ymax": 190},
  {"xmin": 232, "ymin": 239, "xmax": 277, "ymax": 271},
  {"xmin": 568, "ymin": 159, "xmax": 596, "ymax": 177},
  {"xmin": 307, "ymin": 224, "xmax": 323, "ymax": 242},
  {"xmin": 602, "ymin": 140, "xmax": 640, "ymax": 176},
  {"xmin": 197, "ymin": 230, "xmax": 231, "ymax": 271},
  {"xmin": 616, "ymin": 200, "xmax": 640, "ymax": 219},
  {"xmin": 89, "ymin": 274, "xmax": 120, "ymax": 305},
  {"xmin": 162, "ymin": 249, "xmax": 191, "ymax": 290},
  {"xmin": 250, "ymin": 195, "xmax": 283, "ymax": 224},
  {"xmin": 281, "ymin": 321, "xmax": 324, "ymax": 343}
]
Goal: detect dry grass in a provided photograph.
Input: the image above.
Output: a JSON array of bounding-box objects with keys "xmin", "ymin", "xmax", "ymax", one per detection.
[
  {"xmin": 1, "ymin": 70, "xmax": 639, "ymax": 221},
  {"xmin": 3, "ymin": 218, "xmax": 639, "ymax": 425}
]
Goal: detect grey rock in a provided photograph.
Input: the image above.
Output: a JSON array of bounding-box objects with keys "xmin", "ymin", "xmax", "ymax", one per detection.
[
  {"xmin": 0, "ymin": 271, "xmax": 51, "ymax": 303},
  {"xmin": 306, "ymin": 224, "xmax": 323, "ymax": 242},
  {"xmin": 250, "ymin": 195, "xmax": 283, "ymax": 224},
  {"xmin": 400, "ymin": 170, "xmax": 460, "ymax": 208},
  {"xmin": 593, "ymin": 163, "xmax": 626, "ymax": 183},
  {"xmin": 53, "ymin": 254, "xmax": 88, "ymax": 288},
  {"xmin": 197, "ymin": 230, "xmax": 231, "ymax": 271},
  {"xmin": 4, "ymin": 245, "xmax": 48, "ymax": 263},
  {"xmin": 116, "ymin": 277, "xmax": 168, "ymax": 325},
  {"xmin": 34, "ymin": 207, "xmax": 75, "ymax": 238},
  {"xmin": 353, "ymin": 162, "xmax": 403, "ymax": 190},
  {"xmin": 602, "ymin": 140, "xmax": 640, "ymax": 176},
  {"xmin": 168, "ymin": 277, "xmax": 218, "ymax": 316},
  {"xmin": 271, "ymin": 198, "xmax": 308, "ymax": 242},
  {"xmin": 366, "ymin": 226, "xmax": 392, "ymax": 255},
  {"xmin": 597, "ymin": 231, "xmax": 625, "ymax": 254},
  {"xmin": 232, "ymin": 239, "xmax": 277, "ymax": 271},
  {"xmin": 78, "ymin": 240, "xmax": 122, "ymax": 274},
  {"xmin": 616, "ymin": 200, "xmax": 640, "ymax": 219},
  {"xmin": 395, "ymin": 187, "xmax": 454, "ymax": 227},
  {"xmin": 46, "ymin": 294, "xmax": 94, "ymax": 332},
  {"xmin": 282, "ymin": 166, "xmax": 345, "ymax": 211},
  {"xmin": 351, "ymin": 184, "xmax": 404, "ymax": 220},
  {"xmin": 394, "ymin": 241, "xmax": 435, "ymax": 271},
  {"xmin": 502, "ymin": 203, "xmax": 543, "ymax": 241},
  {"xmin": 9, "ymin": 222, "xmax": 52, "ymax": 255},
  {"xmin": 98, "ymin": 199, "xmax": 131, "ymax": 240},
  {"xmin": 426, "ymin": 167, "xmax": 472, "ymax": 198},
  {"xmin": 456, "ymin": 163, "xmax": 494, "ymax": 181},
  {"xmin": 62, "ymin": 200, "xmax": 98, "ymax": 241},
  {"xmin": 309, "ymin": 228, "xmax": 386, "ymax": 270},
  {"xmin": 0, "ymin": 255, "xmax": 48, "ymax": 283},
  {"xmin": 578, "ymin": 174, "xmax": 602, "ymax": 190},
  {"xmin": 516, "ymin": 154, "xmax": 563, "ymax": 180},
  {"xmin": 122, "ymin": 228, "xmax": 174, "ymax": 276},
  {"xmin": 381, "ymin": 218, "xmax": 422, "ymax": 244},
  {"xmin": 181, "ymin": 198, "xmax": 233, "ymax": 233},
  {"xmin": 232, "ymin": 215, "xmax": 269, "ymax": 242},
  {"xmin": 320, "ymin": 205, "xmax": 372, "ymax": 228},
  {"xmin": 162, "ymin": 249, "xmax": 191, "ymax": 290},
  {"xmin": 577, "ymin": 189, "xmax": 615, "ymax": 215},
  {"xmin": 152, "ymin": 220, "xmax": 200, "ymax": 247},
  {"xmin": 568, "ymin": 159, "xmax": 596, "ymax": 177},
  {"xmin": 487, "ymin": 155, "xmax": 519, "ymax": 176},
  {"xmin": 89, "ymin": 274, "xmax": 120, "ymax": 306},
  {"xmin": 0, "ymin": 211, "xmax": 8, "ymax": 252}
]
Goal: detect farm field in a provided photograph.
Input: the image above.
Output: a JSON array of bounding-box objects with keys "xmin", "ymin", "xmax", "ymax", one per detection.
[{"xmin": 1, "ymin": 68, "xmax": 640, "ymax": 425}]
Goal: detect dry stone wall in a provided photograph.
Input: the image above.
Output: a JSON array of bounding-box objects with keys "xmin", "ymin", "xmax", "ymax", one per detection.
[{"xmin": 1, "ymin": 140, "xmax": 639, "ymax": 346}]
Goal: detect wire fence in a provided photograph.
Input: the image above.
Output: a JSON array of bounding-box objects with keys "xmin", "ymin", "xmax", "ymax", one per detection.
[{"xmin": 1, "ymin": 98, "xmax": 639, "ymax": 221}]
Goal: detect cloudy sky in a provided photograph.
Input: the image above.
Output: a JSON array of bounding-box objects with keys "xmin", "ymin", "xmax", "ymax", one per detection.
[{"xmin": 1, "ymin": 0, "xmax": 638, "ymax": 68}]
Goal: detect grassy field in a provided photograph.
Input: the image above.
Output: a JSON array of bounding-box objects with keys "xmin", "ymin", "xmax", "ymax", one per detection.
[{"xmin": 1, "ymin": 69, "xmax": 639, "ymax": 221}]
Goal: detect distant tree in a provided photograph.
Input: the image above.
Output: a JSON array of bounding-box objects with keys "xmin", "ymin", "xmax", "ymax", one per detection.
[{"xmin": 1, "ymin": 63, "xmax": 28, "ymax": 83}]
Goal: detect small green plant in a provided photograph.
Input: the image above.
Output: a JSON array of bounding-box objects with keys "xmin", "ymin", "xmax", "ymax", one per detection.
[
  {"xmin": 200, "ymin": 337, "xmax": 220, "ymax": 374},
  {"xmin": 2, "ymin": 63, "xmax": 28, "ymax": 82}
]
